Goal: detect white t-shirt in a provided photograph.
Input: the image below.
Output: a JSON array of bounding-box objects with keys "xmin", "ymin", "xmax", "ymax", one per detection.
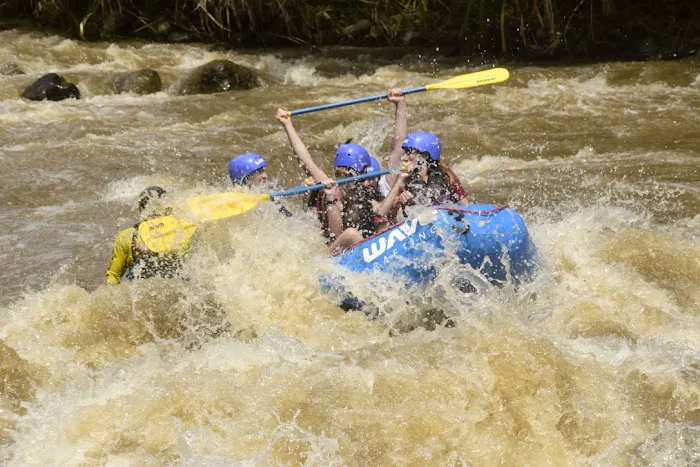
[{"xmin": 378, "ymin": 175, "xmax": 391, "ymax": 198}]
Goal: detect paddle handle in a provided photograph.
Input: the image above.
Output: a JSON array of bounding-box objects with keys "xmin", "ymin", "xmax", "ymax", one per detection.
[
  {"xmin": 290, "ymin": 87, "xmax": 426, "ymax": 116},
  {"xmin": 269, "ymin": 169, "xmax": 391, "ymax": 199}
]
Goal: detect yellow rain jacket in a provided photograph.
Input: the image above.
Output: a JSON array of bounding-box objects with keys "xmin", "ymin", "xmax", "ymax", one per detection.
[
  {"xmin": 105, "ymin": 226, "xmax": 138, "ymax": 284},
  {"xmin": 105, "ymin": 216, "xmax": 197, "ymax": 285}
]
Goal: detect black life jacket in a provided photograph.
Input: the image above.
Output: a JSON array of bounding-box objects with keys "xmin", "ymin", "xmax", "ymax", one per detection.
[
  {"xmin": 406, "ymin": 164, "xmax": 454, "ymax": 205},
  {"xmin": 126, "ymin": 223, "xmax": 185, "ymax": 281}
]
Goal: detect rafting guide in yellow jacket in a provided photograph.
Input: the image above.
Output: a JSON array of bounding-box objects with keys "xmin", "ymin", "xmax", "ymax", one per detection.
[
  {"xmin": 105, "ymin": 154, "xmax": 278, "ymax": 284},
  {"xmin": 105, "ymin": 186, "xmax": 197, "ymax": 284}
]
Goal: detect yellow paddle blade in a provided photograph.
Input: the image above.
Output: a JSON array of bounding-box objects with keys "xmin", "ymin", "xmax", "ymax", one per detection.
[
  {"xmin": 137, "ymin": 215, "xmax": 197, "ymax": 254},
  {"xmin": 425, "ymin": 67, "xmax": 510, "ymax": 91},
  {"xmin": 187, "ymin": 192, "xmax": 271, "ymax": 222}
]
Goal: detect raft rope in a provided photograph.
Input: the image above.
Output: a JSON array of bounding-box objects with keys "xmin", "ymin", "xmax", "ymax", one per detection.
[
  {"xmin": 441, "ymin": 205, "xmax": 509, "ymax": 216},
  {"xmin": 331, "ymin": 205, "xmax": 510, "ymax": 256}
]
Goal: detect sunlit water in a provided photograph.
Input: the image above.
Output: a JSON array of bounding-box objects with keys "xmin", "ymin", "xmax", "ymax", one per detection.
[{"xmin": 1, "ymin": 29, "xmax": 699, "ymax": 465}]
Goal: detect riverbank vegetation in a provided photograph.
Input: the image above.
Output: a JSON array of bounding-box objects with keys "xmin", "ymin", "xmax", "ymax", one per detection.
[{"xmin": 1, "ymin": 0, "xmax": 698, "ymax": 58}]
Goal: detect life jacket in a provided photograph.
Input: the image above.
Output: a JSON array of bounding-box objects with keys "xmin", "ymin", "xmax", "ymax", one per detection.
[
  {"xmin": 126, "ymin": 216, "xmax": 196, "ymax": 281},
  {"xmin": 406, "ymin": 165, "xmax": 468, "ymax": 206},
  {"xmin": 315, "ymin": 188, "xmax": 378, "ymax": 241}
]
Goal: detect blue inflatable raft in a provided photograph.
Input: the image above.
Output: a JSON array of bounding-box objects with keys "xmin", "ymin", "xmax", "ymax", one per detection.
[{"xmin": 324, "ymin": 204, "xmax": 538, "ymax": 309}]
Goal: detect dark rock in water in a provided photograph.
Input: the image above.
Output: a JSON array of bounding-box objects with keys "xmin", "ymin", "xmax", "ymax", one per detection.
[
  {"xmin": 0, "ymin": 61, "xmax": 24, "ymax": 75},
  {"xmin": 21, "ymin": 73, "xmax": 80, "ymax": 101},
  {"xmin": 113, "ymin": 69, "xmax": 162, "ymax": 95},
  {"xmin": 169, "ymin": 59, "xmax": 260, "ymax": 96}
]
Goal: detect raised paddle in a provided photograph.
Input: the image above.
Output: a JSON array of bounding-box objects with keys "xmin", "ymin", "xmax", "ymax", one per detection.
[
  {"xmin": 187, "ymin": 169, "xmax": 391, "ymax": 222},
  {"xmin": 289, "ymin": 68, "xmax": 510, "ymax": 116}
]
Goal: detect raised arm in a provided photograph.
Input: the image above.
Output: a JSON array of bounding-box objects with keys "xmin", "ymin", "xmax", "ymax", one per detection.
[
  {"xmin": 276, "ymin": 108, "xmax": 330, "ymax": 184},
  {"xmin": 324, "ymin": 184, "xmax": 344, "ymax": 240},
  {"xmin": 372, "ymin": 173, "xmax": 408, "ymax": 219},
  {"xmin": 387, "ymin": 88, "xmax": 407, "ymax": 186}
]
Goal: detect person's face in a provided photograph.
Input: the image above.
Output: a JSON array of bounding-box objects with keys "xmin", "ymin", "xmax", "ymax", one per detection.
[
  {"xmin": 334, "ymin": 166, "xmax": 357, "ymax": 179},
  {"xmin": 247, "ymin": 168, "xmax": 268, "ymax": 186},
  {"xmin": 335, "ymin": 166, "xmax": 371, "ymax": 199},
  {"xmin": 140, "ymin": 197, "xmax": 171, "ymax": 218},
  {"xmin": 402, "ymin": 148, "xmax": 427, "ymax": 172},
  {"xmin": 362, "ymin": 174, "xmax": 378, "ymax": 189}
]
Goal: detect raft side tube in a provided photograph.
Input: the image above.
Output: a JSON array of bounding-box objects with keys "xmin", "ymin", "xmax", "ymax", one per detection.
[{"xmin": 322, "ymin": 204, "xmax": 538, "ymax": 309}]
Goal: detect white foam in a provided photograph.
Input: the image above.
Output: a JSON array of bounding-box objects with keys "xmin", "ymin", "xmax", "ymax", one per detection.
[{"xmin": 253, "ymin": 55, "xmax": 320, "ymax": 86}]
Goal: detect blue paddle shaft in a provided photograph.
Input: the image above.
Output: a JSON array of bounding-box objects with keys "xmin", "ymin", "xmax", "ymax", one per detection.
[
  {"xmin": 269, "ymin": 169, "xmax": 390, "ymax": 199},
  {"xmin": 290, "ymin": 86, "xmax": 426, "ymax": 116}
]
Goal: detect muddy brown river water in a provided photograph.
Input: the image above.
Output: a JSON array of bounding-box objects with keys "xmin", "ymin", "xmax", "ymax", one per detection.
[{"xmin": 0, "ymin": 29, "xmax": 699, "ymax": 465}]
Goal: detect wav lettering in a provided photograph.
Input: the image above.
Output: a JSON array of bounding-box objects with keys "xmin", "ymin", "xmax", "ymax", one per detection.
[{"xmin": 362, "ymin": 219, "xmax": 422, "ymax": 263}]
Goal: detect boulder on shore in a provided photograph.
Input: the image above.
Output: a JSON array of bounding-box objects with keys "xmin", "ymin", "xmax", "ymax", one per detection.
[
  {"xmin": 113, "ymin": 69, "xmax": 162, "ymax": 95},
  {"xmin": 21, "ymin": 73, "xmax": 80, "ymax": 101},
  {"xmin": 169, "ymin": 59, "xmax": 259, "ymax": 96}
]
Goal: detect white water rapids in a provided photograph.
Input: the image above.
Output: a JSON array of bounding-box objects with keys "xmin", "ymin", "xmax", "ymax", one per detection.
[{"xmin": 0, "ymin": 29, "xmax": 699, "ymax": 465}]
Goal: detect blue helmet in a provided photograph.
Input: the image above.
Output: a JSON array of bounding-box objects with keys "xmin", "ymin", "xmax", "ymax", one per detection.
[
  {"xmin": 334, "ymin": 144, "xmax": 371, "ymax": 172},
  {"xmin": 366, "ymin": 156, "xmax": 381, "ymax": 174},
  {"xmin": 401, "ymin": 132, "xmax": 441, "ymax": 161},
  {"xmin": 228, "ymin": 153, "xmax": 267, "ymax": 183}
]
